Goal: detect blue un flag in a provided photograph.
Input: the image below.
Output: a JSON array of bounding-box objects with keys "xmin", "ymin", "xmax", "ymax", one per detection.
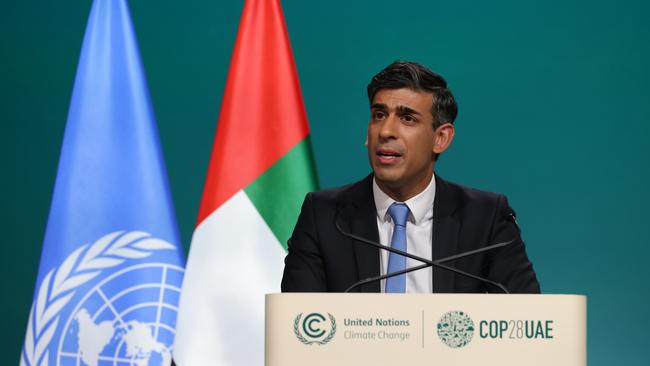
[{"xmin": 20, "ymin": 1, "xmax": 185, "ymax": 365}]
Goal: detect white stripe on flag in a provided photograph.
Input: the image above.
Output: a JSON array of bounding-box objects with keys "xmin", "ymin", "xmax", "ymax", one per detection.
[{"xmin": 174, "ymin": 190, "xmax": 286, "ymax": 365}]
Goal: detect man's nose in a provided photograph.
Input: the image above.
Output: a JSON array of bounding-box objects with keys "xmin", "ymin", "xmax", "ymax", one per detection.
[{"xmin": 379, "ymin": 115, "xmax": 398, "ymax": 139}]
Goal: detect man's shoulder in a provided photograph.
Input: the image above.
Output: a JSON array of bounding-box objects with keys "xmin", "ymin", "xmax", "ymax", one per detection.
[
  {"xmin": 309, "ymin": 174, "xmax": 373, "ymax": 204},
  {"xmin": 434, "ymin": 176, "xmax": 512, "ymax": 222},
  {"xmin": 435, "ymin": 176, "xmax": 508, "ymax": 215},
  {"xmin": 443, "ymin": 178, "xmax": 504, "ymax": 200}
]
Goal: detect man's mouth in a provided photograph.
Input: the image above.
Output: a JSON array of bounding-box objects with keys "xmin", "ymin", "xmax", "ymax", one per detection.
[{"xmin": 376, "ymin": 148, "xmax": 403, "ymax": 164}]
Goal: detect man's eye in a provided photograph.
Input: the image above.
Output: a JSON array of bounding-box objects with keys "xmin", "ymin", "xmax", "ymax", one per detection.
[
  {"xmin": 401, "ymin": 115, "xmax": 415, "ymax": 122},
  {"xmin": 373, "ymin": 111, "xmax": 386, "ymax": 119}
]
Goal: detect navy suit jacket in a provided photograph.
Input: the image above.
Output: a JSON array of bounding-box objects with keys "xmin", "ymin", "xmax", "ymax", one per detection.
[{"xmin": 281, "ymin": 174, "xmax": 540, "ymax": 293}]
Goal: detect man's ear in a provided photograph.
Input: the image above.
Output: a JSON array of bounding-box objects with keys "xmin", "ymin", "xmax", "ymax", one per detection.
[{"xmin": 433, "ymin": 123, "xmax": 455, "ymax": 155}]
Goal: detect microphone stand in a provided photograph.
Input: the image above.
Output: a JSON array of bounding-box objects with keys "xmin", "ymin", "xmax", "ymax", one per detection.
[{"xmin": 336, "ymin": 217, "xmax": 515, "ymax": 294}]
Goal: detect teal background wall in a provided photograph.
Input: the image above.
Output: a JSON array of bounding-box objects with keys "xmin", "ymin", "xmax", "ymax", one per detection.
[{"xmin": 2, "ymin": 0, "xmax": 649, "ymax": 363}]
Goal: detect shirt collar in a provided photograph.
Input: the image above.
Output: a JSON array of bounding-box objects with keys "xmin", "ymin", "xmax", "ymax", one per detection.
[{"xmin": 372, "ymin": 174, "xmax": 436, "ymax": 225}]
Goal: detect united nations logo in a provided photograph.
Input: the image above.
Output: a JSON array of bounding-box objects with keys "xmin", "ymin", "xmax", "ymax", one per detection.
[
  {"xmin": 436, "ymin": 310, "xmax": 475, "ymax": 348},
  {"xmin": 20, "ymin": 231, "xmax": 183, "ymax": 366},
  {"xmin": 293, "ymin": 313, "xmax": 336, "ymax": 345}
]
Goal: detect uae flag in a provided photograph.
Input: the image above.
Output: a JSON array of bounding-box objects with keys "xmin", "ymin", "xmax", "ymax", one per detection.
[{"xmin": 173, "ymin": 0, "xmax": 318, "ymax": 365}]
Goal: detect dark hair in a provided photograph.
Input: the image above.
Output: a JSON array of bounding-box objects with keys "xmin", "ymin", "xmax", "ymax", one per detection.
[{"xmin": 367, "ymin": 61, "xmax": 458, "ymax": 128}]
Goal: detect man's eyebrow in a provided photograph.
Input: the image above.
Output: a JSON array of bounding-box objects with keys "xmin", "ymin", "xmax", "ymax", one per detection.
[
  {"xmin": 370, "ymin": 103, "xmax": 388, "ymax": 110},
  {"xmin": 396, "ymin": 105, "xmax": 421, "ymax": 116}
]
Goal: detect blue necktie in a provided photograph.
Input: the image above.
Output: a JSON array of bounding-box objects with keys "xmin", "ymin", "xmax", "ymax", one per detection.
[{"xmin": 385, "ymin": 203, "xmax": 410, "ymax": 293}]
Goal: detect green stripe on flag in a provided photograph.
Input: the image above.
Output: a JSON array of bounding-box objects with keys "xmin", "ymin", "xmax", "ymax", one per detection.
[{"xmin": 244, "ymin": 137, "xmax": 319, "ymax": 250}]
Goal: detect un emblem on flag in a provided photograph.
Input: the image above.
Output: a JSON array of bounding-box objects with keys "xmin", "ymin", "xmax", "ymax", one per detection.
[{"xmin": 20, "ymin": 231, "xmax": 184, "ymax": 366}]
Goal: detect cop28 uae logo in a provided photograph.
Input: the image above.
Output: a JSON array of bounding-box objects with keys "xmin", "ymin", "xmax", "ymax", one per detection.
[
  {"xmin": 293, "ymin": 313, "xmax": 336, "ymax": 345},
  {"xmin": 437, "ymin": 311, "xmax": 475, "ymax": 348}
]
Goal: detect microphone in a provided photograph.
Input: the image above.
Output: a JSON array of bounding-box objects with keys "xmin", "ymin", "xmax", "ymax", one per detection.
[
  {"xmin": 504, "ymin": 209, "xmax": 520, "ymax": 232},
  {"xmin": 336, "ymin": 209, "xmax": 519, "ymax": 293}
]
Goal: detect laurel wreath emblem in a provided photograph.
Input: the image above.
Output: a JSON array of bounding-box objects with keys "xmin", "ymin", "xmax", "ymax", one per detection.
[
  {"xmin": 293, "ymin": 313, "xmax": 336, "ymax": 345},
  {"xmin": 20, "ymin": 231, "xmax": 177, "ymax": 366}
]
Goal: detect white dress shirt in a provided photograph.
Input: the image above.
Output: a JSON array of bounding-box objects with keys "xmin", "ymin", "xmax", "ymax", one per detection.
[{"xmin": 373, "ymin": 175, "xmax": 435, "ymax": 293}]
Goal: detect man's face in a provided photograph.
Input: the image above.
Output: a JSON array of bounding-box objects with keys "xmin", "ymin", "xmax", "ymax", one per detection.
[{"xmin": 367, "ymin": 88, "xmax": 436, "ymax": 198}]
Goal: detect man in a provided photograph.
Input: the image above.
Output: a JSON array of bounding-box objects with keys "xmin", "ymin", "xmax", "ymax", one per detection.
[{"xmin": 281, "ymin": 61, "xmax": 540, "ymax": 293}]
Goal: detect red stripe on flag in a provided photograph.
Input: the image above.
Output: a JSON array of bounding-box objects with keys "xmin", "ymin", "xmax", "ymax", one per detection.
[{"xmin": 197, "ymin": 0, "xmax": 310, "ymax": 225}]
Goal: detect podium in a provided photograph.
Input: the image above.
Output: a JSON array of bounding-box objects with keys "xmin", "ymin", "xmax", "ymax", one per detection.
[{"xmin": 266, "ymin": 294, "xmax": 586, "ymax": 366}]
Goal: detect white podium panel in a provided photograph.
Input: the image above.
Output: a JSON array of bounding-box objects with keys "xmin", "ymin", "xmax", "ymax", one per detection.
[{"xmin": 266, "ymin": 293, "xmax": 586, "ymax": 366}]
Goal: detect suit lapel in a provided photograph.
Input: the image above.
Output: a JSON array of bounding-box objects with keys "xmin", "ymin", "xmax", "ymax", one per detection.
[
  {"xmin": 432, "ymin": 175, "xmax": 460, "ymax": 293},
  {"xmin": 336, "ymin": 174, "xmax": 461, "ymax": 293},
  {"xmin": 336, "ymin": 175, "xmax": 380, "ymax": 293}
]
